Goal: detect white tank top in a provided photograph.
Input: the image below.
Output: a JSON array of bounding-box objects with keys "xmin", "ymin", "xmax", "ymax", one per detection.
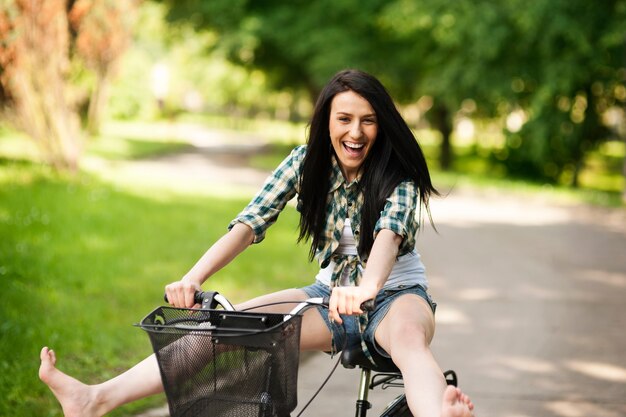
[{"xmin": 315, "ymin": 218, "xmax": 428, "ymax": 289}]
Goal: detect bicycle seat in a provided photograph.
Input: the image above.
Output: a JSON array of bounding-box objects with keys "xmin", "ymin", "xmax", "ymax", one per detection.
[{"xmin": 341, "ymin": 341, "xmax": 400, "ymax": 373}]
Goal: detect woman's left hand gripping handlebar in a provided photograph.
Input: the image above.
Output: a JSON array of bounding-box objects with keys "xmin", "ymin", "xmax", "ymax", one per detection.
[{"xmin": 328, "ymin": 284, "xmax": 378, "ymax": 324}]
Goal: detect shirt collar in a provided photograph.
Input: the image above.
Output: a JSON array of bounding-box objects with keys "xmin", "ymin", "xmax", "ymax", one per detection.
[{"xmin": 330, "ymin": 154, "xmax": 360, "ymax": 192}]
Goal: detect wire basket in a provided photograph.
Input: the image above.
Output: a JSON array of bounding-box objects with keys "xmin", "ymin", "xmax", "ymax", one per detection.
[{"xmin": 139, "ymin": 306, "xmax": 302, "ymax": 417}]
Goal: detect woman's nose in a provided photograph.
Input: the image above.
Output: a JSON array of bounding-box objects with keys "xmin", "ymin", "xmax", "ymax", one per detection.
[{"xmin": 349, "ymin": 122, "xmax": 362, "ymax": 139}]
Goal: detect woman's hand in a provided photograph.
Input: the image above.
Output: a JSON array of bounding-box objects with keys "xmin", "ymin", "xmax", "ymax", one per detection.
[
  {"xmin": 328, "ymin": 284, "xmax": 378, "ymax": 324},
  {"xmin": 164, "ymin": 279, "xmax": 201, "ymax": 308}
]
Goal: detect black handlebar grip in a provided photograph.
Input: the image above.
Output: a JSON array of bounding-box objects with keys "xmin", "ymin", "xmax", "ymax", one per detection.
[{"xmin": 360, "ymin": 299, "xmax": 376, "ymax": 312}]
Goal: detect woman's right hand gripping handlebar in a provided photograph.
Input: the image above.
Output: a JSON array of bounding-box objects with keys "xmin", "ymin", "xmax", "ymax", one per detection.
[{"xmin": 164, "ymin": 278, "xmax": 202, "ymax": 308}]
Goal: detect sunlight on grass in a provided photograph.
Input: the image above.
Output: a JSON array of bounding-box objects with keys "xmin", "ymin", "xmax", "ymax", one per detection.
[
  {"xmin": 86, "ymin": 134, "xmax": 191, "ymax": 160},
  {"xmin": 81, "ymin": 155, "xmax": 262, "ymax": 201},
  {"xmin": 0, "ymin": 128, "xmax": 41, "ymax": 161}
]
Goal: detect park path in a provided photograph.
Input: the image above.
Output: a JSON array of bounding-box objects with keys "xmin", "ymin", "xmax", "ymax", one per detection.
[{"xmin": 124, "ymin": 124, "xmax": 626, "ymax": 417}]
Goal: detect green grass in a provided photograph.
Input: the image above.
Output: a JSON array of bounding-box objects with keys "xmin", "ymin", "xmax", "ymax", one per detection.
[{"xmin": 0, "ymin": 159, "xmax": 316, "ymax": 416}]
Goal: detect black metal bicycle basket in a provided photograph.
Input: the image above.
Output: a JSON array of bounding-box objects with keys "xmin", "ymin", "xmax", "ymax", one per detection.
[{"xmin": 139, "ymin": 306, "xmax": 302, "ymax": 417}]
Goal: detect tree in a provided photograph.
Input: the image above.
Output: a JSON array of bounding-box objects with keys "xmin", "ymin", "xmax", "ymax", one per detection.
[
  {"xmin": 501, "ymin": 0, "xmax": 626, "ymax": 186},
  {"xmin": 69, "ymin": 0, "xmax": 138, "ymax": 135},
  {"xmin": 0, "ymin": 0, "xmax": 82, "ymax": 171},
  {"xmin": 377, "ymin": 0, "xmax": 518, "ymax": 170},
  {"xmin": 380, "ymin": 0, "xmax": 626, "ymax": 184}
]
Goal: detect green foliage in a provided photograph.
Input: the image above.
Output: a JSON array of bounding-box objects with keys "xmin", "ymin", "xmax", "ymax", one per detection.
[
  {"xmin": 379, "ymin": 0, "xmax": 626, "ymax": 183},
  {"xmin": 500, "ymin": 0, "xmax": 626, "ymax": 184},
  {"xmin": 0, "ymin": 160, "xmax": 315, "ymax": 416},
  {"xmin": 158, "ymin": 0, "xmax": 393, "ymax": 97}
]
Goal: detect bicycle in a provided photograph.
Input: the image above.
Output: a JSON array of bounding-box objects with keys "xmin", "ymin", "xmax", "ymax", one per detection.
[{"xmin": 138, "ymin": 291, "xmax": 457, "ymax": 417}]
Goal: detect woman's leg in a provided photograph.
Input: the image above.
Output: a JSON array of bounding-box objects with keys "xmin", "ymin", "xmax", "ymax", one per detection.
[
  {"xmin": 39, "ymin": 288, "xmax": 332, "ymax": 417},
  {"xmin": 39, "ymin": 348, "xmax": 163, "ymax": 417},
  {"xmin": 235, "ymin": 288, "xmax": 333, "ymax": 351},
  {"xmin": 374, "ymin": 294, "xmax": 474, "ymax": 417}
]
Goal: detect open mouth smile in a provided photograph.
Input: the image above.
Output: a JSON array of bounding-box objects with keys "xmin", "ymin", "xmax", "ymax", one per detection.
[{"xmin": 343, "ymin": 142, "xmax": 365, "ymax": 156}]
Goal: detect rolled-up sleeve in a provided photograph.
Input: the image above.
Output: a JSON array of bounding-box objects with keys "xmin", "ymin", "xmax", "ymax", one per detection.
[
  {"xmin": 373, "ymin": 180, "xmax": 419, "ymax": 250},
  {"xmin": 228, "ymin": 146, "xmax": 305, "ymax": 243}
]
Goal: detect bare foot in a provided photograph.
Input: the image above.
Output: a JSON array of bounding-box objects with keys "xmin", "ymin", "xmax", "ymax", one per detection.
[
  {"xmin": 39, "ymin": 347, "xmax": 102, "ymax": 417},
  {"xmin": 441, "ymin": 385, "xmax": 475, "ymax": 417}
]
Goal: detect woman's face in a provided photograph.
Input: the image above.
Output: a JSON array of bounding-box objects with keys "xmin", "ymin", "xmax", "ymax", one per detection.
[{"xmin": 328, "ymin": 90, "xmax": 378, "ymax": 182}]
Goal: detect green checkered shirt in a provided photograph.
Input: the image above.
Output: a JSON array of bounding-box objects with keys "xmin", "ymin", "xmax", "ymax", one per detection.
[
  {"xmin": 228, "ymin": 145, "xmax": 420, "ymax": 282},
  {"xmin": 228, "ymin": 145, "xmax": 420, "ymax": 360}
]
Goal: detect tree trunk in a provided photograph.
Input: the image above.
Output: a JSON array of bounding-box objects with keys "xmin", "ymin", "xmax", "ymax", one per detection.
[
  {"xmin": 86, "ymin": 69, "xmax": 110, "ymax": 136},
  {"xmin": 622, "ymin": 134, "xmax": 626, "ymax": 204},
  {"xmin": 432, "ymin": 102, "xmax": 453, "ymax": 171},
  {"xmin": 0, "ymin": 0, "xmax": 83, "ymax": 172},
  {"xmin": 9, "ymin": 64, "xmax": 82, "ymax": 171},
  {"xmin": 622, "ymin": 42, "xmax": 626, "ymax": 204}
]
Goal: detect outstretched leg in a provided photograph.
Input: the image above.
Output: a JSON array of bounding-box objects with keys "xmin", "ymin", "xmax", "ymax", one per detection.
[
  {"xmin": 374, "ymin": 294, "xmax": 475, "ymax": 417},
  {"xmin": 39, "ymin": 347, "xmax": 164, "ymax": 417}
]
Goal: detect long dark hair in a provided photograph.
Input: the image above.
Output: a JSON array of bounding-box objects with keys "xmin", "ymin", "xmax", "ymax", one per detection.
[{"xmin": 298, "ymin": 69, "xmax": 438, "ymax": 261}]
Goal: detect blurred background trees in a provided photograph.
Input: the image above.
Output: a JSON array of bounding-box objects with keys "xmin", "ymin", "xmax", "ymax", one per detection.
[
  {"xmin": 0, "ymin": 0, "xmax": 137, "ymax": 170},
  {"xmin": 1, "ymin": 0, "xmax": 625, "ymax": 199},
  {"xmin": 0, "ymin": 0, "xmax": 83, "ymax": 170}
]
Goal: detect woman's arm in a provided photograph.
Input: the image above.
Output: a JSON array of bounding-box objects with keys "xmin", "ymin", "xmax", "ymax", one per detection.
[
  {"xmin": 164, "ymin": 223, "xmax": 255, "ymax": 308},
  {"xmin": 329, "ymin": 229, "xmax": 402, "ymax": 323}
]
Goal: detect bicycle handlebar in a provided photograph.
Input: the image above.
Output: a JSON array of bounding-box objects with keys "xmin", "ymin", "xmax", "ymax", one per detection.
[{"xmin": 164, "ymin": 291, "xmax": 375, "ymax": 317}]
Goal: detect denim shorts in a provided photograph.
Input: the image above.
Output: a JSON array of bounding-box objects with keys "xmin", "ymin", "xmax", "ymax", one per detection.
[{"xmin": 301, "ymin": 281, "xmax": 436, "ymax": 358}]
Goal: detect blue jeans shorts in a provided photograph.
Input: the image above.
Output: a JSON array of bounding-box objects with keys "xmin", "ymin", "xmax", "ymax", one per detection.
[{"xmin": 301, "ymin": 281, "xmax": 436, "ymax": 358}]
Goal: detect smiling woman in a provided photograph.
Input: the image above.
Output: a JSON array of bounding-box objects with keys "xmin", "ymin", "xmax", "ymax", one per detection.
[{"xmin": 39, "ymin": 69, "xmax": 475, "ymax": 417}]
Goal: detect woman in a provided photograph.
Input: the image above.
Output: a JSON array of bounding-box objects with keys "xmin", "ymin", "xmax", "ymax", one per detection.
[{"xmin": 40, "ymin": 69, "xmax": 475, "ymax": 417}]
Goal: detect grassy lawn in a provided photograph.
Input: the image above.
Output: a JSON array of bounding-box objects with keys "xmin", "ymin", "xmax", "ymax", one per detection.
[{"xmin": 0, "ymin": 128, "xmax": 316, "ymax": 416}]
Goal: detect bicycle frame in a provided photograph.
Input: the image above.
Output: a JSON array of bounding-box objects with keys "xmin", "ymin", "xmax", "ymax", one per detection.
[{"xmin": 343, "ymin": 349, "xmax": 458, "ymax": 417}]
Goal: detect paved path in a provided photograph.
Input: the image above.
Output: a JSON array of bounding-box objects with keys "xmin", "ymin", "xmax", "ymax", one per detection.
[
  {"xmin": 295, "ymin": 191, "xmax": 626, "ymax": 417},
  {"xmin": 128, "ymin": 127, "xmax": 626, "ymax": 417}
]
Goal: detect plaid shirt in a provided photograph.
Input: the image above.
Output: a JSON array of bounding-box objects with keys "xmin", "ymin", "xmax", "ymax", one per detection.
[
  {"xmin": 229, "ymin": 145, "xmax": 420, "ymax": 360},
  {"xmin": 228, "ymin": 145, "xmax": 420, "ymax": 284}
]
